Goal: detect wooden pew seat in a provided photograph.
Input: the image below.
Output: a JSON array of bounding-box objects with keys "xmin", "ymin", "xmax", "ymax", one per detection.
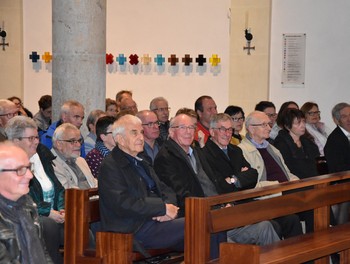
[{"xmin": 64, "ymin": 188, "xmax": 183, "ymax": 264}]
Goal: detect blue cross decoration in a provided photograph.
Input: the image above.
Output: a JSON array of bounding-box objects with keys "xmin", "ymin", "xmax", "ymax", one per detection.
[
  {"xmin": 116, "ymin": 54, "xmax": 127, "ymax": 65},
  {"xmin": 196, "ymin": 54, "xmax": 206, "ymax": 66},
  {"xmin": 154, "ymin": 54, "xmax": 165, "ymax": 66},
  {"xmin": 29, "ymin": 51, "xmax": 40, "ymax": 63}
]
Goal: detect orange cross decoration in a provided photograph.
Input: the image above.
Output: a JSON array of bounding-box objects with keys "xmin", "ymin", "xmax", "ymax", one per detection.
[
  {"xmin": 209, "ymin": 54, "xmax": 221, "ymax": 66},
  {"xmin": 42, "ymin": 52, "xmax": 52, "ymax": 63}
]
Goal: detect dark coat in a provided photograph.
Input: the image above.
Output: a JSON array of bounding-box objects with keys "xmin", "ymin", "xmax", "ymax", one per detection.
[
  {"xmin": 29, "ymin": 144, "xmax": 65, "ymax": 216},
  {"xmin": 154, "ymin": 139, "xmax": 215, "ymax": 217},
  {"xmin": 201, "ymin": 139, "xmax": 258, "ymax": 194},
  {"xmin": 274, "ymin": 129, "xmax": 320, "ymax": 178},
  {"xmin": 99, "ymin": 146, "xmax": 177, "ymax": 233},
  {"xmin": 324, "ymin": 126, "xmax": 350, "ymax": 173},
  {"xmin": 0, "ymin": 194, "xmax": 53, "ymax": 263}
]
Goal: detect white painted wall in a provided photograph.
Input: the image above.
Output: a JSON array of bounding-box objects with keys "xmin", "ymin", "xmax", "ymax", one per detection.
[
  {"xmin": 23, "ymin": 0, "xmax": 231, "ymax": 117},
  {"xmin": 270, "ymin": 0, "xmax": 350, "ymax": 129}
]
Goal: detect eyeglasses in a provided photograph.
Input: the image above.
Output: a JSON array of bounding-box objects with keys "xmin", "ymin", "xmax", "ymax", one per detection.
[
  {"xmin": 231, "ymin": 117, "xmax": 245, "ymax": 122},
  {"xmin": 58, "ymin": 138, "xmax": 83, "ymax": 145},
  {"xmin": 0, "ymin": 164, "xmax": 32, "ymax": 176},
  {"xmin": 0, "ymin": 112, "xmax": 18, "ymax": 118},
  {"xmin": 307, "ymin": 111, "xmax": 321, "ymax": 116},
  {"xmin": 266, "ymin": 113, "xmax": 277, "ymax": 118},
  {"xmin": 18, "ymin": 136, "xmax": 40, "ymax": 142},
  {"xmin": 213, "ymin": 127, "xmax": 234, "ymax": 133},
  {"xmin": 153, "ymin": 107, "xmax": 170, "ymax": 112},
  {"xmin": 171, "ymin": 125, "xmax": 196, "ymax": 131},
  {"xmin": 250, "ymin": 123, "xmax": 270, "ymax": 128},
  {"xmin": 142, "ymin": 121, "xmax": 160, "ymax": 128}
]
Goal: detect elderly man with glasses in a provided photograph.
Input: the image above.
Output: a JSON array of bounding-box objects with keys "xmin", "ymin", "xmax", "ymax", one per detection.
[
  {"xmin": 150, "ymin": 97, "xmax": 171, "ymax": 141},
  {"xmin": 0, "ymin": 142, "xmax": 53, "ymax": 263},
  {"xmin": 51, "ymin": 123, "xmax": 97, "ymax": 189},
  {"xmin": 0, "ymin": 99, "xmax": 19, "ymax": 141},
  {"xmin": 136, "ymin": 110, "xmax": 163, "ymax": 165}
]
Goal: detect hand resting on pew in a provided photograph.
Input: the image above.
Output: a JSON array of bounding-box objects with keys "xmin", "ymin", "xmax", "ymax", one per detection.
[{"xmin": 152, "ymin": 203, "xmax": 179, "ymax": 222}]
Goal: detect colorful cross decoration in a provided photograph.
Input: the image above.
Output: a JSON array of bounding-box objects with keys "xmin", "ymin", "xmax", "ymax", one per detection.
[
  {"xmin": 154, "ymin": 54, "xmax": 165, "ymax": 66},
  {"xmin": 168, "ymin": 54, "xmax": 179, "ymax": 66},
  {"xmin": 209, "ymin": 54, "xmax": 221, "ymax": 66},
  {"xmin": 106, "ymin": 53, "xmax": 114, "ymax": 64},
  {"xmin": 182, "ymin": 54, "xmax": 193, "ymax": 66},
  {"xmin": 129, "ymin": 54, "xmax": 139, "ymax": 65},
  {"xmin": 116, "ymin": 54, "xmax": 127, "ymax": 65},
  {"xmin": 141, "ymin": 54, "xmax": 152, "ymax": 65},
  {"xmin": 196, "ymin": 54, "xmax": 206, "ymax": 66},
  {"xmin": 29, "ymin": 51, "xmax": 40, "ymax": 63},
  {"xmin": 41, "ymin": 52, "xmax": 52, "ymax": 63}
]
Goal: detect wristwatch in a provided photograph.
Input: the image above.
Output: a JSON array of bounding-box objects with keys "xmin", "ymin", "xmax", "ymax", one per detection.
[{"xmin": 230, "ymin": 177, "xmax": 236, "ymax": 184}]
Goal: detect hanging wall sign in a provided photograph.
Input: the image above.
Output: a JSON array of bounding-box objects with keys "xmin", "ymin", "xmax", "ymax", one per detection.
[{"xmin": 281, "ymin": 33, "xmax": 306, "ymax": 88}]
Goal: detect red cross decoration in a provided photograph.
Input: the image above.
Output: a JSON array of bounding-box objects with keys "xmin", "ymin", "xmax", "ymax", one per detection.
[
  {"xmin": 106, "ymin": 53, "xmax": 114, "ymax": 64},
  {"xmin": 129, "ymin": 54, "xmax": 139, "ymax": 65}
]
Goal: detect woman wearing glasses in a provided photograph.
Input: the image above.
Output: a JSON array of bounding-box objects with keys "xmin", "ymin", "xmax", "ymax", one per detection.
[
  {"xmin": 300, "ymin": 102, "xmax": 331, "ymax": 156},
  {"xmin": 224, "ymin": 105, "xmax": 245, "ymax": 145},
  {"xmin": 5, "ymin": 116, "xmax": 64, "ymax": 264}
]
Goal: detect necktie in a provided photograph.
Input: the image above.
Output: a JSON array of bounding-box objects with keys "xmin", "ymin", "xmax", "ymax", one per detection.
[{"xmin": 187, "ymin": 153, "xmax": 198, "ymax": 173}]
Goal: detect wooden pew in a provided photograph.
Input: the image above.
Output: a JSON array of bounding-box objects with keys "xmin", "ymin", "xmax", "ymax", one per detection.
[
  {"xmin": 185, "ymin": 171, "xmax": 350, "ymax": 264},
  {"xmin": 64, "ymin": 188, "xmax": 183, "ymax": 264}
]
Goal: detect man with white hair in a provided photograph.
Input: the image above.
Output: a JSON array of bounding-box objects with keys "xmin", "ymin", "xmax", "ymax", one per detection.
[
  {"xmin": 99, "ymin": 114, "xmax": 184, "ymax": 253},
  {"xmin": 51, "ymin": 123, "xmax": 97, "ymax": 189},
  {"xmin": 150, "ymin": 97, "xmax": 170, "ymax": 141},
  {"xmin": 41, "ymin": 100, "xmax": 86, "ymax": 157},
  {"xmin": 0, "ymin": 99, "xmax": 19, "ymax": 141}
]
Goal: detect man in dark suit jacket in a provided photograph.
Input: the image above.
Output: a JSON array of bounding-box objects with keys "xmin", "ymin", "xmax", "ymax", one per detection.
[
  {"xmin": 201, "ymin": 114, "xmax": 258, "ymax": 194},
  {"xmin": 325, "ymin": 102, "xmax": 350, "ymax": 224},
  {"xmin": 99, "ymin": 114, "xmax": 184, "ymax": 252},
  {"xmin": 154, "ymin": 113, "xmax": 280, "ymax": 258},
  {"xmin": 325, "ymin": 102, "xmax": 350, "ymax": 173}
]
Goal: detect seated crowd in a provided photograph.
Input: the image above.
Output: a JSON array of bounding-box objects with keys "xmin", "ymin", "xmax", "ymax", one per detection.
[{"xmin": 1, "ymin": 91, "xmax": 350, "ymax": 264}]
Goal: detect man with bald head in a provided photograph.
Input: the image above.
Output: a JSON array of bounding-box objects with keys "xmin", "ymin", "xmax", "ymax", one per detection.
[
  {"xmin": 239, "ymin": 111, "xmax": 299, "ymax": 187},
  {"xmin": 0, "ymin": 142, "xmax": 53, "ymax": 263},
  {"xmin": 99, "ymin": 114, "xmax": 184, "ymax": 253},
  {"xmin": 0, "ymin": 99, "xmax": 19, "ymax": 141},
  {"xmin": 136, "ymin": 110, "xmax": 163, "ymax": 165}
]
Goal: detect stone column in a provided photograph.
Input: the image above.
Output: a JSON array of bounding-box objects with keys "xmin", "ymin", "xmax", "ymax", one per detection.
[{"xmin": 52, "ymin": 0, "xmax": 106, "ymax": 135}]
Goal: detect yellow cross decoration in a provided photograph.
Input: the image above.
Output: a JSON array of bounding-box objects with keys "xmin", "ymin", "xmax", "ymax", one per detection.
[
  {"xmin": 141, "ymin": 54, "xmax": 152, "ymax": 65},
  {"xmin": 42, "ymin": 52, "xmax": 52, "ymax": 63},
  {"xmin": 209, "ymin": 54, "xmax": 220, "ymax": 66}
]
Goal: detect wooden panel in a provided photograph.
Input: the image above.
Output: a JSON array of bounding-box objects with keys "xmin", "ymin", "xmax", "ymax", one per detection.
[
  {"xmin": 259, "ymin": 223, "xmax": 350, "ymax": 263},
  {"xmin": 219, "ymin": 243, "xmax": 259, "ymax": 264},
  {"xmin": 209, "ymin": 181, "xmax": 350, "ymax": 233}
]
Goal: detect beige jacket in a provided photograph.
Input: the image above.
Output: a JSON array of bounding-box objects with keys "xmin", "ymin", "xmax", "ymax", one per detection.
[
  {"xmin": 238, "ymin": 137, "xmax": 299, "ymax": 188},
  {"xmin": 51, "ymin": 148, "xmax": 97, "ymax": 189}
]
